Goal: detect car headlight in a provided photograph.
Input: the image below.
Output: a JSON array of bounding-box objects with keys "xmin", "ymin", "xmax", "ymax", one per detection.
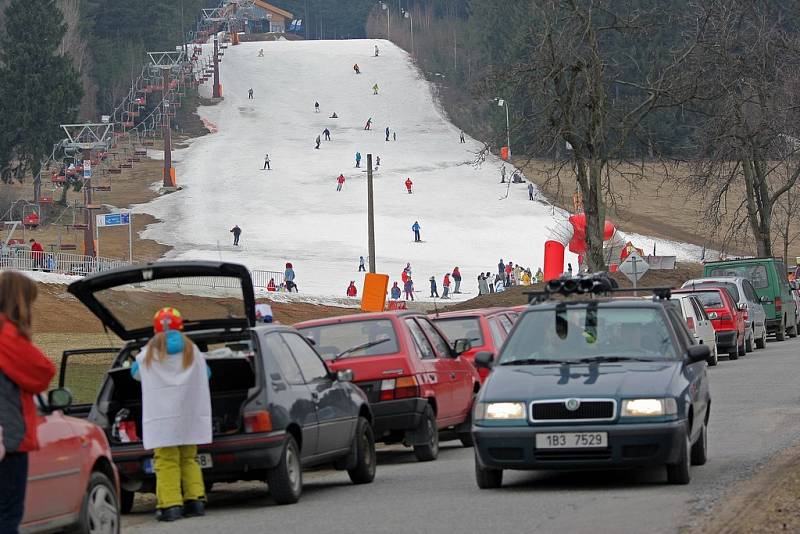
[
  {"xmin": 476, "ymin": 402, "xmax": 526, "ymax": 420},
  {"xmin": 621, "ymin": 398, "xmax": 677, "ymax": 417}
]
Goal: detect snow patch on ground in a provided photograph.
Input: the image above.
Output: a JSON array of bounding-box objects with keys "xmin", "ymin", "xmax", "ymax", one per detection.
[{"xmin": 17, "ymin": 270, "xmax": 81, "ymax": 285}]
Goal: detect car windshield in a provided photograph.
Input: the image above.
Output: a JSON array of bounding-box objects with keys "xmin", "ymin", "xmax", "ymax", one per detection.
[
  {"xmin": 687, "ymin": 281, "xmax": 739, "ymax": 301},
  {"xmin": 678, "ymin": 291, "xmax": 724, "ymax": 308},
  {"xmin": 497, "ymin": 306, "xmax": 678, "ymax": 364},
  {"xmin": 708, "ymin": 265, "xmax": 769, "ymax": 289},
  {"xmin": 298, "ymin": 319, "xmax": 399, "ymax": 360},
  {"xmin": 432, "ymin": 317, "xmax": 484, "ymax": 346}
]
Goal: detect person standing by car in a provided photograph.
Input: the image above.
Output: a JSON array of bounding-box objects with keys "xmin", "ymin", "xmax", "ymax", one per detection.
[
  {"xmin": 131, "ymin": 307, "xmax": 211, "ymax": 522},
  {"xmin": 0, "ymin": 271, "xmax": 56, "ymax": 533}
]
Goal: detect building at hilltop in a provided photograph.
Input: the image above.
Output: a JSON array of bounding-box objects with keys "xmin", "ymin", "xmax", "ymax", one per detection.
[{"xmin": 240, "ymin": 1, "xmax": 294, "ymax": 34}]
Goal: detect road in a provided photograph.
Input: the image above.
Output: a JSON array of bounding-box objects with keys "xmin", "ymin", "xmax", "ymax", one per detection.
[{"xmin": 124, "ymin": 338, "xmax": 800, "ymax": 534}]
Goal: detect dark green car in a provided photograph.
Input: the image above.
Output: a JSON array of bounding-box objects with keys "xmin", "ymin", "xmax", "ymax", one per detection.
[{"xmin": 471, "ymin": 296, "xmax": 711, "ymax": 487}]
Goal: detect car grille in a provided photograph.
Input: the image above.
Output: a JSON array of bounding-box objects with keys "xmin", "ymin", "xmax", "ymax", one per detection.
[
  {"xmin": 530, "ymin": 400, "xmax": 616, "ymax": 422},
  {"xmin": 534, "ymin": 449, "xmax": 612, "ymax": 462}
]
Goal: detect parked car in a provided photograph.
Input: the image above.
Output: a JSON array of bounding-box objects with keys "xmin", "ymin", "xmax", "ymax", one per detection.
[
  {"xmin": 296, "ymin": 311, "xmax": 480, "ymax": 461},
  {"xmin": 672, "ymin": 287, "xmax": 745, "ymax": 359},
  {"xmin": 682, "ymin": 277, "xmax": 767, "ymax": 351},
  {"xmin": 471, "ymin": 285, "xmax": 711, "ymax": 488},
  {"xmin": 21, "ymin": 388, "xmax": 120, "ymax": 533},
  {"xmin": 60, "ymin": 261, "xmax": 376, "ymax": 512},
  {"xmin": 670, "ymin": 294, "xmax": 719, "ymax": 366},
  {"xmin": 431, "ymin": 308, "xmax": 518, "ymax": 382},
  {"xmin": 703, "ymin": 258, "xmax": 798, "ymax": 340}
]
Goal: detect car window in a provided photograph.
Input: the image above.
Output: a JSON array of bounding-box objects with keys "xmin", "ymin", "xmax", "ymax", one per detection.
[
  {"xmin": 262, "ymin": 332, "xmax": 304, "ymax": 385},
  {"xmin": 679, "ymin": 290, "xmax": 724, "ymax": 308},
  {"xmin": 297, "ymin": 319, "xmax": 399, "ymax": 360},
  {"xmin": 498, "ymin": 315, "xmax": 514, "ymax": 332},
  {"xmin": 406, "ymin": 319, "xmax": 436, "ymax": 359},
  {"xmin": 505, "ymin": 312, "xmax": 519, "ymax": 322},
  {"xmin": 433, "ymin": 317, "xmax": 484, "ymax": 345},
  {"xmin": 690, "ymin": 297, "xmax": 706, "ymax": 320},
  {"xmin": 282, "ymin": 333, "xmax": 329, "ymax": 383},
  {"xmin": 687, "ymin": 281, "xmax": 740, "ymax": 302},
  {"xmin": 667, "ymin": 307, "xmax": 693, "ymax": 349},
  {"xmin": 417, "ymin": 318, "xmax": 453, "ymax": 358},
  {"xmin": 708, "ymin": 265, "xmax": 769, "ymax": 289},
  {"xmin": 489, "ymin": 318, "xmax": 507, "ymax": 344}
]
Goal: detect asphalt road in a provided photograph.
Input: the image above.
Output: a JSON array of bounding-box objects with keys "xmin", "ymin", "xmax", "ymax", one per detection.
[{"xmin": 124, "ymin": 338, "xmax": 800, "ymax": 534}]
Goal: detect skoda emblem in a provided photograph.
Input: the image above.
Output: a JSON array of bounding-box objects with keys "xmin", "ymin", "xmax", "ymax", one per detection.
[{"xmin": 565, "ymin": 398, "xmax": 581, "ymax": 411}]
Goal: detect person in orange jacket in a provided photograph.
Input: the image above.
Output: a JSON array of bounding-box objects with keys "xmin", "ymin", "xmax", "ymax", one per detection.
[
  {"xmin": 405, "ymin": 178, "xmax": 413, "ymax": 194},
  {"xmin": 346, "ymin": 281, "xmax": 358, "ymax": 297},
  {"xmin": 0, "ymin": 271, "xmax": 56, "ymax": 532}
]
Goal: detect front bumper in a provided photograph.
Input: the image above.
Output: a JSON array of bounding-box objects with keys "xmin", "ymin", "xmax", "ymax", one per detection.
[
  {"xmin": 371, "ymin": 397, "xmax": 429, "ymax": 436},
  {"xmin": 473, "ymin": 420, "xmax": 686, "ymax": 470},
  {"xmin": 715, "ymin": 330, "xmax": 737, "ymax": 351}
]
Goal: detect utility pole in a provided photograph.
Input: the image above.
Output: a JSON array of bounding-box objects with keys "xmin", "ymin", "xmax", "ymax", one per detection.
[
  {"xmin": 83, "ymin": 150, "xmax": 94, "ymax": 256},
  {"xmin": 213, "ymin": 36, "xmax": 221, "ymax": 98},
  {"xmin": 367, "ymin": 154, "xmax": 376, "ymax": 273},
  {"xmin": 161, "ymin": 67, "xmax": 175, "ymax": 188}
]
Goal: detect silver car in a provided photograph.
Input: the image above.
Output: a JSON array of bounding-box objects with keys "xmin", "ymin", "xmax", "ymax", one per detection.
[{"xmin": 682, "ymin": 277, "xmax": 768, "ymax": 351}]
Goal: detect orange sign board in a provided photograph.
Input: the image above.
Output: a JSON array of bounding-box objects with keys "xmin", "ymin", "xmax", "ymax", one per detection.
[{"xmin": 361, "ymin": 273, "xmax": 389, "ymax": 312}]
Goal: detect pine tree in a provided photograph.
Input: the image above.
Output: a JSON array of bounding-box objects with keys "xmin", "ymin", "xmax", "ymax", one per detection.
[{"xmin": 0, "ymin": 0, "xmax": 82, "ymax": 191}]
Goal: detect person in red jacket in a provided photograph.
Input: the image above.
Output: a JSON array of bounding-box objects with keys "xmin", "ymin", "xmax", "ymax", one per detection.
[
  {"xmin": 29, "ymin": 239, "xmax": 44, "ymax": 270},
  {"xmin": 442, "ymin": 273, "xmax": 452, "ymax": 299},
  {"xmin": 337, "ymin": 174, "xmax": 346, "ymax": 191},
  {"xmin": 346, "ymin": 281, "xmax": 358, "ymax": 297},
  {"xmin": 404, "ymin": 178, "xmax": 413, "ymax": 194},
  {"xmin": 0, "ymin": 271, "xmax": 56, "ymax": 532}
]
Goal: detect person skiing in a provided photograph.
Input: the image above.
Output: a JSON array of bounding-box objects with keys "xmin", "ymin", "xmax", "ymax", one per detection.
[
  {"xmin": 498, "ymin": 259, "xmax": 505, "ymax": 277},
  {"xmin": 358, "ymin": 256, "xmax": 366, "ymax": 272},
  {"xmin": 372, "ymin": 83, "xmax": 379, "ymax": 95},
  {"xmin": 411, "ymin": 221, "xmax": 421, "ymax": 242},
  {"xmin": 460, "ymin": 131, "xmax": 465, "ymax": 143},
  {"xmin": 528, "ymin": 182, "xmax": 534, "ymax": 201},
  {"xmin": 404, "ymin": 277, "xmax": 415, "ymax": 301},
  {"xmin": 385, "ymin": 127, "xmax": 390, "ymax": 141},
  {"xmin": 230, "ymin": 225, "xmax": 241, "ymax": 246},
  {"xmin": 429, "ymin": 276, "xmax": 439, "ymax": 298},
  {"xmin": 374, "ymin": 44, "xmax": 380, "ymax": 57},
  {"xmin": 354, "ymin": 63, "xmax": 361, "ymax": 74},
  {"xmin": 500, "ymin": 164, "xmax": 506, "ymax": 183},
  {"xmin": 315, "ymin": 101, "xmax": 320, "ymax": 113},
  {"xmin": 323, "ymin": 128, "xmax": 331, "ymax": 141},
  {"xmin": 130, "ymin": 307, "xmax": 211, "ymax": 522},
  {"xmin": 315, "ymin": 135, "xmax": 321, "ymax": 149},
  {"xmin": 442, "ymin": 273, "xmax": 452, "ymax": 299},
  {"xmin": 258, "ymin": 49, "xmax": 264, "ymax": 57},
  {"xmin": 248, "ymin": 88, "xmax": 254, "ymax": 99},
  {"xmin": 355, "ymin": 152, "xmax": 362, "ymax": 168},
  {"xmin": 393, "ymin": 131, "xmax": 396, "ymax": 141},
  {"xmin": 405, "ymin": 178, "xmax": 413, "ymax": 194},
  {"xmin": 364, "ymin": 118, "xmax": 372, "ymax": 130},
  {"xmin": 452, "ymin": 267, "xmax": 462, "ymax": 293},
  {"xmin": 375, "ymin": 155, "xmax": 381, "ymax": 167},
  {"xmin": 263, "ymin": 153, "xmax": 270, "ymax": 170},
  {"xmin": 336, "ymin": 174, "xmax": 346, "ymax": 191},
  {"xmin": 346, "ymin": 281, "xmax": 358, "ymax": 297},
  {"xmin": 284, "ymin": 262, "xmax": 297, "ymax": 292},
  {"xmin": 390, "ymin": 282, "xmax": 401, "ymax": 300},
  {"xmin": 330, "ymin": 112, "xmax": 339, "ymax": 118}
]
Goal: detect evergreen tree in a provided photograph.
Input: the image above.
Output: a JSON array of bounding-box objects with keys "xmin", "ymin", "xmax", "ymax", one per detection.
[{"xmin": 0, "ymin": 0, "xmax": 82, "ymax": 186}]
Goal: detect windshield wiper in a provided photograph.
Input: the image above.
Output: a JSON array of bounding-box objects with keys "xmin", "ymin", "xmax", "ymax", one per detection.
[
  {"xmin": 335, "ymin": 338, "xmax": 390, "ymax": 360},
  {"xmin": 500, "ymin": 358, "xmax": 570, "ymax": 366},
  {"xmin": 572, "ymin": 356, "xmax": 659, "ymax": 364}
]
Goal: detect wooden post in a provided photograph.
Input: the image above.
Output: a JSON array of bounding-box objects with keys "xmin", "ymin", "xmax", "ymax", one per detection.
[{"xmin": 367, "ymin": 154, "xmax": 376, "ymax": 273}]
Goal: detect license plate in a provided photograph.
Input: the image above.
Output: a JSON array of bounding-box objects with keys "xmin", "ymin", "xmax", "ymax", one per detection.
[
  {"xmin": 143, "ymin": 454, "xmax": 213, "ymax": 474},
  {"xmin": 535, "ymin": 432, "xmax": 608, "ymax": 449}
]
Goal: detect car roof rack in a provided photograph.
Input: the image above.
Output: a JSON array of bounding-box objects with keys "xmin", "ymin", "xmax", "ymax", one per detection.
[{"xmin": 524, "ymin": 274, "xmax": 672, "ymax": 304}]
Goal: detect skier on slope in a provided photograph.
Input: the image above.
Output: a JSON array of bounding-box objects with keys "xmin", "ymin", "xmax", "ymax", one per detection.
[
  {"xmin": 263, "ymin": 153, "xmax": 270, "ymax": 170},
  {"xmin": 429, "ymin": 276, "xmax": 439, "ymax": 298},
  {"xmin": 460, "ymin": 131, "xmax": 465, "ymax": 143},
  {"xmin": 442, "ymin": 273, "xmax": 452, "ymax": 299},
  {"xmin": 404, "ymin": 277, "xmax": 415, "ymax": 301},
  {"xmin": 376, "ymin": 156, "xmax": 381, "ymax": 167},
  {"xmin": 258, "ymin": 49, "xmax": 264, "ymax": 57},
  {"xmin": 385, "ymin": 127, "xmax": 390, "ymax": 141},
  {"xmin": 372, "ymin": 83, "xmax": 379, "ymax": 95},
  {"xmin": 374, "ymin": 45, "xmax": 379, "ymax": 57},
  {"xmin": 358, "ymin": 256, "xmax": 366, "ymax": 272},
  {"xmin": 323, "ymin": 128, "xmax": 331, "ymax": 141},
  {"xmin": 354, "ymin": 63, "xmax": 361, "ymax": 74},
  {"xmin": 346, "ymin": 281, "xmax": 358, "ymax": 297},
  {"xmin": 364, "ymin": 118, "xmax": 372, "ymax": 130},
  {"xmin": 336, "ymin": 174, "xmax": 346, "ymax": 191},
  {"xmin": 411, "ymin": 221, "xmax": 421, "ymax": 242},
  {"xmin": 452, "ymin": 266, "xmax": 462, "ymax": 294},
  {"xmin": 230, "ymin": 225, "xmax": 242, "ymax": 246},
  {"xmin": 500, "ymin": 164, "xmax": 507, "ymax": 183},
  {"xmin": 405, "ymin": 178, "xmax": 413, "ymax": 194},
  {"xmin": 355, "ymin": 152, "xmax": 362, "ymax": 168},
  {"xmin": 315, "ymin": 135, "xmax": 321, "ymax": 149},
  {"xmin": 248, "ymin": 88, "xmax": 254, "ymax": 99},
  {"xmin": 315, "ymin": 101, "xmax": 320, "ymax": 113},
  {"xmin": 528, "ymin": 182, "xmax": 534, "ymax": 201}
]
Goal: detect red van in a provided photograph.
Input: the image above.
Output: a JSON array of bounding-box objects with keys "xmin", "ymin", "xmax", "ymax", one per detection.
[
  {"xmin": 296, "ymin": 311, "xmax": 479, "ymax": 461},
  {"xmin": 673, "ymin": 287, "xmax": 746, "ymax": 359}
]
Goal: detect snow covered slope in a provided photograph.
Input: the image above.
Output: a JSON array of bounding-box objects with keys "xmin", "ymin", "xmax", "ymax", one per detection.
[{"xmin": 136, "ymin": 39, "xmax": 578, "ymax": 299}]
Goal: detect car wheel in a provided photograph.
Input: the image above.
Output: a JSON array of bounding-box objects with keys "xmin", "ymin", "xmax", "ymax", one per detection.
[
  {"xmin": 690, "ymin": 422, "xmax": 708, "ymax": 466},
  {"xmin": 347, "ymin": 417, "xmax": 376, "ymax": 484},
  {"xmin": 728, "ymin": 336, "xmax": 739, "ymax": 360},
  {"xmin": 745, "ymin": 331, "xmax": 754, "ymax": 352},
  {"xmin": 755, "ymin": 329, "xmax": 767, "ymax": 349},
  {"xmin": 119, "ymin": 489, "xmax": 134, "ymax": 515},
  {"xmin": 666, "ymin": 430, "xmax": 691, "ymax": 485},
  {"xmin": 776, "ymin": 319, "xmax": 786, "ymax": 341},
  {"xmin": 266, "ymin": 436, "xmax": 302, "ymax": 505},
  {"xmin": 707, "ymin": 345, "xmax": 718, "ymax": 367},
  {"xmin": 458, "ymin": 394, "xmax": 476, "ymax": 447},
  {"xmin": 475, "ymin": 451, "xmax": 503, "ymax": 489},
  {"xmin": 76, "ymin": 471, "xmax": 120, "ymax": 534},
  {"xmin": 413, "ymin": 404, "xmax": 439, "ymax": 462}
]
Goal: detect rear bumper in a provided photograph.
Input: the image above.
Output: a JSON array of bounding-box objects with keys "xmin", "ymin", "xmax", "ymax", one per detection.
[
  {"xmin": 766, "ymin": 317, "xmax": 782, "ymax": 332},
  {"xmin": 715, "ymin": 330, "xmax": 737, "ymax": 350},
  {"xmin": 473, "ymin": 420, "xmax": 686, "ymax": 470},
  {"xmin": 371, "ymin": 397, "xmax": 428, "ymax": 435}
]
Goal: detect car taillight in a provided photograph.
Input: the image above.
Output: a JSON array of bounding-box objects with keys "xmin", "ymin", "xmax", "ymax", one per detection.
[
  {"xmin": 776, "ymin": 297, "xmax": 783, "ymax": 312},
  {"xmin": 379, "ymin": 376, "xmax": 420, "ymax": 401},
  {"xmin": 686, "ymin": 317, "xmax": 695, "ymax": 332},
  {"xmin": 244, "ymin": 410, "xmax": 273, "ymax": 433},
  {"xmin": 717, "ymin": 313, "xmax": 731, "ymax": 321}
]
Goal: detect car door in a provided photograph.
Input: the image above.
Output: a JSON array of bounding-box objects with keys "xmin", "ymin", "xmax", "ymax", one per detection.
[
  {"xmin": 689, "ymin": 297, "xmax": 714, "ymax": 348},
  {"xmin": 417, "ymin": 318, "xmax": 473, "ymax": 422},
  {"xmin": 666, "ymin": 309, "xmax": 708, "ymax": 441},
  {"xmin": 260, "ymin": 332, "xmax": 318, "ymax": 460},
  {"xmin": 743, "ymin": 279, "xmax": 766, "ymax": 336},
  {"xmin": 282, "ymin": 332, "xmax": 355, "ymax": 455},
  {"xmin": 487, "ymin": 316, "xmax": 509, "ymax": 347},
  {"xmin": 404, "ymin": 318, "xmax": 451, "ymax": 422},
  {"xmin": 24, "ymin": 406, "xmax": 84, "ymax": 523}
]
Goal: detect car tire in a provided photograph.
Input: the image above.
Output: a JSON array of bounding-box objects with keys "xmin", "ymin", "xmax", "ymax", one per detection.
[
  {"xmin": 266, "ymin": 436, "xmax": 302, "ymax": 505},
  {"xmin": 776, "ymin": 319, "xmax": 786, "ymax": 341},
  {"xmin": 707, "ymin": 345, "xmax": 718, "ymax": 367},
  {"xmin": 666, "ymin": 430, "xmax": 691, "ymax": 485},
  {"xmin": 347, "ymin": 417, "xmax": 376, "ymax": 485},
  {"xmin": 745, "ymin": 331, "xmax": 754, "ymax": 353},
  {"xmin": 690, "ymin": 423, "xmax": 708, "ymax": 466},
  {"xmin": 75, "ymin": 471, "xmax": 120, "ymax": 534},
  {"xmin": 120, "ymin": 489, "xmax": 134, "ymax": 515},
  {"xmin": 475, "ymin": 452, "xmax": 503, "ymax": 489},
  {"xmin": 728, "ymin": 336, "xmax": 739, "ymax": 360},
  {"xmin": 413, "ymin": 404, "xmax": 439, "ymax": 462},
  {"xmin": 755, "ymin": 329, "xmax": 767, "ymax": 349}
]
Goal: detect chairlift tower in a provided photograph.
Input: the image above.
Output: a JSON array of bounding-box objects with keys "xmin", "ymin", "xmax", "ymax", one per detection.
[{"xmin": 147, "ymin": 51, "xmax": 186, "ymax": 189}]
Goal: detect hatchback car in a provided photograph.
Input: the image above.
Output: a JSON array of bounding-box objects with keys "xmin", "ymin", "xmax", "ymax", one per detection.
[
  {"xmin": 296, "ymin": 311, "xmax": 480, "ymax": 461},
  {"xmin": 682, "ymin": 277, "xmax": 767, "ymax": 351},
  {"xmin": 61, "ymin": 261, "xmax": 375, "ymax": 511},
  {"xmin": 22, "ymin": 389, "xmax": 120, "ymax": 533},
  {"xmin": 431, "ymin": 308, "xmax": 517, "ymax": 382},
  {"xmin": 472, "ymin": 292, "xmax": 711, "ymax": 487},
  {"xmin": 670, "ymin": 294, "xmax": 718, "ymax": 366},
  {"xmin": 672, "ymin": 287, "xmax": 745, "ymax": 359}
]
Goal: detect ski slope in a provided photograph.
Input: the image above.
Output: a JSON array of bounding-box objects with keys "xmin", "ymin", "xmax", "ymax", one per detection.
[{"xmin": 135, "ymin": 39, "xmax": 580, "ymax": 299}]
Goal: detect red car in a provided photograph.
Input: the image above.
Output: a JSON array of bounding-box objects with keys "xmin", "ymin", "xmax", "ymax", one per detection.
[
  {"xmin": 21, "ymin": 388, "xmax": 120, "ymax": 533},
  {"xmin": 295, "ymin": 311, "xmax": 479, "ymax": 461},
  {"xmin": 673, "ymin": 287, "xmax": 746, "ymax": 359},
  {"xmin": 430, "ymin": 308, "xmax": 518, "ymax": 383}
]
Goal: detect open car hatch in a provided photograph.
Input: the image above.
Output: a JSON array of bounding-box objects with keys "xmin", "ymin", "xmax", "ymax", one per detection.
[{"xmin": 67, "ymin": 261, "xmax": 256, "ymax": 340}]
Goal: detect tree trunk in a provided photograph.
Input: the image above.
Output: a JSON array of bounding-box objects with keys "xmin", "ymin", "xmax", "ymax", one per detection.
[{"xmin": 581, "ymin": 158, "xmax": 607, "ymax": 271}]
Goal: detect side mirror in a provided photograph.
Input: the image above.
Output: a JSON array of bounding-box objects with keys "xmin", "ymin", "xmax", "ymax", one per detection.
[
  {"xmin": 474, "ymin": 351, "xmax": 494, "ymax": 369},
  {"xmin": 737, "ymin": 303, "xmax": 747, "ymax": 311},
  {"xmin": 47, "ymin": 388, "xmax": 73, "ymax": 411},
  {"xmin": 336, "ymin": 369, "xmax": 354, "ymax": 382},
  {"xmin": 453, "ymin": 338, "xmax": 472, "ymax": 356},
  {"xmin": 687, "ymin": 344, "xmax": 710, "ymax": 364}
]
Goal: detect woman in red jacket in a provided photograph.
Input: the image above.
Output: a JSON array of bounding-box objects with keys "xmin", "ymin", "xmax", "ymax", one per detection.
[{"xmin": 0, "ymin": 271, "xmax": 56, "ymax": 533}]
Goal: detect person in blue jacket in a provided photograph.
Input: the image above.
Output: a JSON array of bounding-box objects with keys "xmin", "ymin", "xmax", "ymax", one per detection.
[
  {"xmin": 390, "ymin": 282, "xmax": 401, "ymax": 300},
  {"xmin": 355, "ymin": 152, "xmax": 362, "ymax": 168},
  {"xmin": 412, "ymin": 221, "xmax": 421, "ymax": 242},
  {"xmin": 284, "ymin": 262, "xmax": 297, "ymax": 292},
  {"xmin": 429, "ymin": 276, "xmax": 439, "ymax": 298}
]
